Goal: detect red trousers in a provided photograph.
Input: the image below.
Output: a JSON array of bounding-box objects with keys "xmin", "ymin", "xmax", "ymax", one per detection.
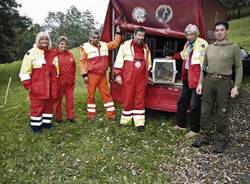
[
  {"xmin": 120, "ymin": 59, "xmax": 147, "ymax": 127},
  {"xmin": 29, "ymin": 96, "xmax": 55, "ymax": 127},
  {"xmin": 55, "ymin": 84, "xmax": 74, "ymax": 120},
  {"xmin": 86, "ymin": 73, "xmax": 115, "ymax": 119}
]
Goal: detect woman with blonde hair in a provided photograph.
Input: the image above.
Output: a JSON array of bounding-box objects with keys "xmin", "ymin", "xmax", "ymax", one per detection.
[{"xmin": 19, "ymin": 31, "xmax": 59, "ymax": 133}]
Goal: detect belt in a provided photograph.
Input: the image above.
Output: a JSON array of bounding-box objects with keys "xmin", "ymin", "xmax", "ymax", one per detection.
[{"xmin": 207, "ymin": 73, "xmax": 232, "ymax": 79}]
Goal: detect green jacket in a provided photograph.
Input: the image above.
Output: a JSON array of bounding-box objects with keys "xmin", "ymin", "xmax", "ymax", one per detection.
[{"xmin": 202, "ymin": 39, "xmax": 243, "ymax": 88}]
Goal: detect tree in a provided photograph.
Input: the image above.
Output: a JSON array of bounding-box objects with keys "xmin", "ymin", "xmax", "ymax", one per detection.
[
  {"xmin": 43, "ymin": 6, "xmax": 96, "ymax": 48},
  {"xmin": 0, "ymin": 0, "xmax": 33, "ymax": 63},
  {"xmin": 220, "ymin": 0, "xmax": 249, "ymax": 18}
]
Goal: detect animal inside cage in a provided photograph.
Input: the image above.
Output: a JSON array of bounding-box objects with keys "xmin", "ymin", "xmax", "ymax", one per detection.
[{"xmin": 152, "ymin": 59, "xmax": 177, "ymax": 84}]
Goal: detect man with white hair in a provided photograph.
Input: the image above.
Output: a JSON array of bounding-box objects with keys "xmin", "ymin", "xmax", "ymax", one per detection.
[{"xmin": 169, "ymin": 24, "xmax": 208, "ymax": 138}]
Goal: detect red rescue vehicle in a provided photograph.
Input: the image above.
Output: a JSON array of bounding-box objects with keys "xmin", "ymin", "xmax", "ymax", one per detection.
[{"xmin": 101, "ymin": 0, "xmax": 227, "ymax": 112}]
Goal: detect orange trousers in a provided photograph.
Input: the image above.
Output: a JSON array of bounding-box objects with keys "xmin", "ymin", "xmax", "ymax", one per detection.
[{"xmin": 86, "ymin": 73, "xmax": 115, "ymax": 120}]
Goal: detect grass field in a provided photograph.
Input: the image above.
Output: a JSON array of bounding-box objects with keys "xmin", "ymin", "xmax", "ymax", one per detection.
[
  {"xmin": 0, "ymin": 50, "xmax": 184, "ymax": 183},
  {"xmin": 229, "ymin": 16, "xmax": 250, "ymax": 51},
  {"xmin": 0, "ymin": 17, "xmax": 250, "ymax": 183}
]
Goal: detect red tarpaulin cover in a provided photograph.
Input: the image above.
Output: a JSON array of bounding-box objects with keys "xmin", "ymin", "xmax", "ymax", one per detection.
[
  {"xmin": 102, "ymin": 0, "xmax": 206, "ymax": 41},
  {"xmin": 101, "ymin": 0, "xmax": 207, "ymax": 112}
]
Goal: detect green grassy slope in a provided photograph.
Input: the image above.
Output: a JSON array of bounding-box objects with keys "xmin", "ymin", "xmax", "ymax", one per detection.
[
  {"xmin": 0, "ymin": 16, "xmax": 249, "ymax": 183},
  {"xmin": 0, "ymin": 48, "xmax": 181, "ymax": 183},
  {"xmin": 229, "ymin": 16, "xmax": 250, "ymax": 51}
]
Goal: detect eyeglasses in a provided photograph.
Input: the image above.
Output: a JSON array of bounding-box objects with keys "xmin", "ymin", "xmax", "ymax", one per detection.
[{"xmin": 92, "ymin": 36, "xmax": 99, "ymax": 39}]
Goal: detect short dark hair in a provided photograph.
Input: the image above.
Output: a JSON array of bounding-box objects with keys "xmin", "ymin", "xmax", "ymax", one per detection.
[
  {"xmin": 134, "ymin": 27, "xmax": 146, "ymax": 35},
  {"xmin": 90, "ymin": 30, "xmax": 100, "ymax": 38},
  {"xmin": 214, "ymin": 21, "xmax": 229, "ymax": 30}
]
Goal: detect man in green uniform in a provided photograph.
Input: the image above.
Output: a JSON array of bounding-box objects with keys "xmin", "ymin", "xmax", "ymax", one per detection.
[{"xmin": 191, "ymin": 21, "xmax": 243, "ymax": 153}]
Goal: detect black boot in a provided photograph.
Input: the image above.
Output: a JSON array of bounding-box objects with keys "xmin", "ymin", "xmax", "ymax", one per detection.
[
  {"xmin": 68, "ymin": 118, "xmax": 75, "ymax": 123},
  {"xmin": 213, "ymin": 143, "xmax": 226, "ymax": 154},
  {"xmin": 137, "ymin": 126, "xmax": 145, "ymax": 132},
  {"xmin": 56, "ymin": 119, "xmax": 63, "ymax": 124},
  {"xmin": 30, "ymin": 125, "xmax": 42, "ymax": 134},
  {"xmin": 191, "ymin": 138, "xmax": 209, "ymax": 148},
  {"xmin": 42, "ymin": 123, "xmax": 52, "ymax": 129}
]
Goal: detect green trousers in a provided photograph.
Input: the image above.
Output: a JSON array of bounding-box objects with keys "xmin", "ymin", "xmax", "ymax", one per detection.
[{"xmin": 200, "ymin": 76, "xmax": 232, "ymax": 146}]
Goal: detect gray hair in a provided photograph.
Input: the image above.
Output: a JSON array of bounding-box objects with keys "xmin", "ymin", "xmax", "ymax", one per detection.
[
  {"xmin": 34, "ymin": 31, "xmax": 52, "ymax": 49},
  {"xmin": 89, "ymin": 30, "xmax": 100, "ymax": 38},
  {"xmin": 184, "ymin": 24, "xmax": 200, "ymax": 37},
  {"xmin": 57, "ymin": 36, "xmax": 69, "ymax": 44}
]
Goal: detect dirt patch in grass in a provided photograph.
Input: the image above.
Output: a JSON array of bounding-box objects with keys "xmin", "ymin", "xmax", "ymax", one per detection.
[{"xmin": 167, "ymin": 82, "xmax": 250, "ymax": 184}]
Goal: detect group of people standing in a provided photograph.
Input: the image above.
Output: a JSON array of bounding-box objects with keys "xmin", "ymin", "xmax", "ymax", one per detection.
[
  {"xmin": 172, "ymin": 21, "xmax": 242, "ymax": 153},
  {"xmin": 19, "ymin": 25, "xmax": 151, "ymax": 133},
  {"xmin": 19, "ymin": 20, "xmax": 243, "ymax": 153},
  {"xmin": 79, "ymin": 26, "xmax": 151, "ymax": 133},
  {"xmin": 19, "ymin": 32, "xmax": 76, "ymax": 133}
]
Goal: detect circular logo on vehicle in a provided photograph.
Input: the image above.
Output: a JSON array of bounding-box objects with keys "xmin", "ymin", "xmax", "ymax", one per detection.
[
  {"xmin": 155, "ymin": 5, "xmax": 173, "ymax": 23},
  {"xmin": 132, "ymin": 7, "xmax": 147, "ymax": 23},
  {"xmin": 135, "ymin": 61, "xmax": 141, "ymax": 68}
]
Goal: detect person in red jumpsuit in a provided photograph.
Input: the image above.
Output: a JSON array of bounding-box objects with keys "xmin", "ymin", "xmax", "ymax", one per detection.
[
  {"xmin": 19, "ymin": 31, "xmax": 58, "ymax": 133},
  {"xmin": 54, "ymin": 36, "xmax": 76, "ymax": 123},
  {"xmin": 114, "ymin": 27, "xmax": 151, "ymax": 132}
]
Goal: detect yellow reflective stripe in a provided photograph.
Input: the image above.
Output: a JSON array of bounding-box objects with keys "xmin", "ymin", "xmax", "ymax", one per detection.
[
  {"xmin": 134, "ymin": 121, "xmax": 145, "ymax": 127},
  {"xmin": 53, "ymin": 56, "xmax": 59, "ymax": 75},
  {"xmin": 191, "ymin": 50, "xmax": 201, "ymax": 65},
  {"xmin": 133, "ymin": 115, "xmax": 145, "ymax": 127},
  {"xmin": 122, "ymin": 110, "xmax": 133, "ymax": 115},
  {"xmin": 42, "ymin": 113, "xmax": 53, "ymax": 118},
  {"xmin": 30, "ymin": 122, "xmax": 42, "ymax": 126},
  {"xmin": 19, "ymin": 48, "xmax": 33, "ymax": 81},
  {"xmin": 120, "ymin": 115, "xmax": 133, "ymax": 125},
  {"xmin": 123, "ymin": 55, "xmax": 134, "ymax": 61},
  {"xmin": 114, "ymin": 43, "xmax": 125, "ymax": 69},
  {"xmin": 180, "ymin": 46, "xmax": 187, "ymax": 60},
  {"xmin": 32, "ymin": 48, "xmax": 46, "ymax": 68},
  {"xmin": 31, "ymin": 116, "xmax": 42, "ymax": 121},
  {"xmin": 124, "ymin": 41, "xmax": 134, "ymax": 61},
  {"xmin": 87, "ymin": 108, "xmax": 96, "ymax": 112},
  {"xmin": 133, "ymin": 110, "xmax": 145, "ymax": 114},
  {"xmin": 88, "ymin": 51, "xmax": 108, "ymax": 58},
  {"xmin": 115, "ymin": 39, "xmax": 151, "ymax": 70},
  {"xmin": 106, "ymin": 107, "xmax": 115, "ymax": 112},
  {"xmin": 104, "ymin": 102, "xmax": 114, "ymax": 107},
  {"xmin": 83, "ymin": 42, "xmax": 109, "ymax": 59},
  {"xmin": 133, "ymin": 114, "xmax": 145, "ymax": 119},
  {"xmin": 19, "ymin": 73, "xmax": 30, "ymax": 81},
  {"xmin": 42, "ymin": 119, "xmax": 52, "ymax": 124},
  {"xmin": 87, "ymin": 104, "xmax": 96, "ymax": 108},
  {"xmin": 148, "ymin": 64, "xmax": 152, "ymax": 71}
]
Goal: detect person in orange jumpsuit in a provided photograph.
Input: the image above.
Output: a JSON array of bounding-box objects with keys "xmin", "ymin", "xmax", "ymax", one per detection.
[
  {"xmin": 19, "ymin": 31, "xmax": 58, "ymax": 133},
  {"xmin": 80, "ymin": 26, "xmax": 121, "ymax": 120},
  {"xmin": 114, "ymin": 27, "xmax": 152, "ymax": 132},
  {"xmin": 54, "ymin": 36, "xmax": 76, "ymax": 123}
]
